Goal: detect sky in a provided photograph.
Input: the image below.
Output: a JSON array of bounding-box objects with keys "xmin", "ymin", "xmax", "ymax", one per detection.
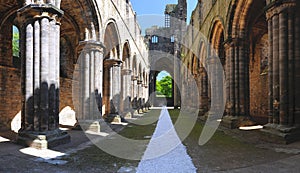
[
  {"xmin": 130, "ymin": 0, "xmax": 197, "ymax": 34},
  {"xmin": 157, "ymin": 71, "xmax": 171, "ymax": 81},
  {"xmin": 130, "ymin": 0, "xmax": 197, "ymax": 80}
]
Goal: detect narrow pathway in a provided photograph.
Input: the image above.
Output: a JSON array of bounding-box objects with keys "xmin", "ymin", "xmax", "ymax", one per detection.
[{"xmin": 136, "ymin": 107, "xmax": 196, "ymax": 173}]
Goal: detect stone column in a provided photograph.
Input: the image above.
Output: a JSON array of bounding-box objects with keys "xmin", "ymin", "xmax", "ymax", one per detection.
[
  {"xmin": 199, "ymin": 67, "xmax": 208, "ymax": 114},
  {"xmin": 173, "ymin": 57, "xmax": 181, "ymax": 108},
  {"xmin": 104, "ymin": 59, "xmax": 122, "ymax": 121},
  {"xmin": 77, "ymin": 40, "xmax": 104, "ymax": 132},
  {"xmin": 17, "ymin": 2, "xmax": 70, "ymax": 149},
  {"xmin": 272, "ymin": 12, "xmax": 280, "ymax": 124},
  {"xmin": 228, "ymin": 40, "xmax": 235, "ymax": 116},
  {"xmin": 262, "ymin": 0, "xmax": 300, "ymax": 143},
  {"xmin": 131, "ymin": 75, "xmax": 138, "ymax": 114},
  {"xmin": 137, "ymin": 79, "xmax": 143, "ymax": 113},
  {"xmin": 224, "ymin": 42, "xmax": 231, "ymax": 116},
  {"xmin": 267, "ymin": 14, "xmax": 274, "ymax": 124},
  {"xmin": 294, "ymin": 2, "xmax": 300, "ymax": 126},
  {"xmin": 222, "ymin": 38, "xmax": 252, "ymax": 128},
  {"xmin": 238, "ymin": 38, "xmax": 249, "ymax": 117},
  {"xmin": 121, "ymin": 69, "xmax": 132, "ymax": 118},
  {"xmin": 234, "ymin": 40, "xmax": 240, "ymax": 116},
  {"xmin": 206, "ymin": 56, "xmax": 215, "ymax": 114},
  {"xmin": 143, "ymin": 83, "xmax": 149, "ymax": 111}
]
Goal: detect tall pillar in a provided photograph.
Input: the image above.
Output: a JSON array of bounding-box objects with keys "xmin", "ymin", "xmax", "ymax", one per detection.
[
  {"xmin": 143, "ymin": 83, "xmax": 149, "ymax": 111},
  {"xmin": 222, "ymin": 38, "xmax": 253, "ymax": 128},
  {"xmin": 262, "ymin": 0, "xmax": 300, "ymax": 143},
  {"xmin": 131, "ymin": 75, "xmax": 138, "ymax": 114},
  {"xmin": 121, "ymin": 69, "xmax": 132, "ymax": 118},
  {"xmin": 137, "ymin": 79, "xmax": 143, "ymax": 113},
  {"xmin": 199, "ymin": 67, "xmax": 209, "ymax": 113},
  {"xmin": 104, "ymin": 59, "xmax": 122, "ymax": 120},
  {"xmin": 267, "ymin": 13, "xmax": 274, "ymax": 124},
  {"xmin": 17, "ymin": 2, "xmax": 70, "ymax": 149},
  {"xmin": 77, "ymin": 40, "xmax": 104, "ymax": 132},
  {"xmin": 229, "ymin": 42, "xmax": 236, "ymax": 117},
  {"xmin": 173, "ymin": 57, "xmax": 181, "ymax": 108}
]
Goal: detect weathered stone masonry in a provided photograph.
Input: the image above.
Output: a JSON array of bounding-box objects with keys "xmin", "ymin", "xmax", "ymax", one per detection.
[
  {"xmin": 0, "ymin": 0, "xmax": 149, "ymax": 149},
  {"xmin": 183, "ymin": 0, "xmax": 300, "ymax": 143}
]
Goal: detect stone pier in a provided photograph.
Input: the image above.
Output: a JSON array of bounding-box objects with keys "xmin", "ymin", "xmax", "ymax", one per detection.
[{"xmin": 16, "ymin": 2, "xmax": 69, "ymax": 149}]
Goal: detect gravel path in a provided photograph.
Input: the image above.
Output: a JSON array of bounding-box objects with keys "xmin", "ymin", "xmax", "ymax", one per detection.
[{"xmin": 136, "ymin": 107, "xmax": 197, "ymax": 173}]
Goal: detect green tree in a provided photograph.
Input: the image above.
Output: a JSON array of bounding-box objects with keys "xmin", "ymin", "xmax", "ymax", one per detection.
[
  {"xmin": 12, "ymin": 29, "xmax": 19, "ymax": 57},
  {"xmin": 156, "ymin": 75, "xmax": 172, "ymax": 97}
]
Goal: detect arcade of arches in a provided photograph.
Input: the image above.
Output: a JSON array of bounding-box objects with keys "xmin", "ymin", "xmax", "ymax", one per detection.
[
  {"xmin": 0, "ymin": 0, "xmax": 149, "ymax": 148},
  {"xmin": 183, "ymin": 0, "xmax": 300, "ymax": 143},
  {"xmin": 0, "ymin": 0, "xmax": 300, "ymax": 149}
]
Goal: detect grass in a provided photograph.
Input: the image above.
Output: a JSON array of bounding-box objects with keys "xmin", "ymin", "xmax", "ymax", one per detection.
[
  {"xmin": 63, "ymin": 110, "xmax": 160, "ymax": 171},
  {"xmin": 63, "ymin": 108, "xmax": 293, "ymax": 172}
]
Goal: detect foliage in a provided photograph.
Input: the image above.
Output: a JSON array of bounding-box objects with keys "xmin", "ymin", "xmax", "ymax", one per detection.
[
  {"xmin": 156, "ymin": 75, "xmax": 172, "ymax": 98},
  {"xmin": 12, "ymin": 31, "xmax": 19, "ymax": 57}
]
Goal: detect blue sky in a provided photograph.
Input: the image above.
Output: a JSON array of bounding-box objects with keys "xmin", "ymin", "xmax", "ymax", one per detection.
[
  {"xmin": 130, "ymin": 0, "xmax": 197, "ymax": 34},
  {"xmin": 157, "ymin": 71, "xmax": 171, "ymax": 81}
]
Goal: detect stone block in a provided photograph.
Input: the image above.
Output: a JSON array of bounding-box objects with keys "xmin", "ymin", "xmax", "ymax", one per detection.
[
  {"xmin": 59, "ymin": 106, "xmax": 77, "ymax": 127},
  {"xmin": 78, "ymin": 120, "xmax": 101, "ymax": 133},
  {"xmin": 17, "ymin": 129, "xmax": 70, "ymax": 149},
  {"xmin": 260, "ymin": 124, "xmax": 300, "ymax": 144}
]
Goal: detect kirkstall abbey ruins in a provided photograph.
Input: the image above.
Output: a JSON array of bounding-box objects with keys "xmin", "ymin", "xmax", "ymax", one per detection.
[{"xmin": 0, "ymin": 0, "xmax": 300, "ymax": 150}]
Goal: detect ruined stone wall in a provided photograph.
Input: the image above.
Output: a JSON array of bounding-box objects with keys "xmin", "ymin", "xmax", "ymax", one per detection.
[
  {"xmin": 60, "ymin": 78, "xmax": 75, "ymax": 111},
  {"xmin": 0, "ymin": 66, "xmax": 21, "ymax": 131},
  {"xmin": 0, "ymin": 0, "xmax": 149, "ymax": 132},
  {"xmin": 191, "ymin": 0, "xmax": 231, "ymax": 40},
  {"xmin": 249, "ymin": 34, "xmax": 269, "ymax": 123},
  {"xmin": 0, "ymin": 24, "xmax": 13, "ymax": 66}
]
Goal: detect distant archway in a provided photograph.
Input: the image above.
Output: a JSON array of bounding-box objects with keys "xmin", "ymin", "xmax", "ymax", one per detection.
[{"xmin": 149, "ymin": 56, "xmax": 178, "ymax": 107}]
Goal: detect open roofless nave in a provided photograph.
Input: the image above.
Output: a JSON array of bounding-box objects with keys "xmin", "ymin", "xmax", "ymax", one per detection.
[{"xmin": 0, "ymin": 0, "xmax": 300, "ymax": 172}]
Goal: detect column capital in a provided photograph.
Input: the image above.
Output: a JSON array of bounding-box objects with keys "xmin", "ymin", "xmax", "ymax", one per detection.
[
  {"xmin": 104, "ymin": 58, "xmax": 122, "ymax": 68},
  {"xmin": 131, "ymin": 75, "xmax": 138, "ymax": 81},
  {"xmin": 17, "ymin": 3, "xmax": 63, "ymax": 23},
  {"xmin": 206, "ymin": 56, "xmax": 218, "ymax": 65},
  {"xmin": 137, "ymin": 80, "xmax": 143, "ymax": 85},
  {"xmin": 224, "ymin": 37, "xmax": 248, "ymax": 47},
  {"xmin": 122, "ymin": 69, "xmax": 132, "ymax": 75},
  {"xmin": 78, "ymin": 40, "xmax": 105, "ymax": 53},
  {"xmin": 266, "ymin": 0, "xmax": 296, "ymax": 20}
]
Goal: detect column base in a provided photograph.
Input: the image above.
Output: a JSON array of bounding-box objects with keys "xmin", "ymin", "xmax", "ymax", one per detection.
[
  {"xmin": 221, "ymin": 116, "xmax": 255, "ymax": 129},
  {"xmin": 198, "ymin": 109, "xmax": 208, "ymax": 117},
  {"xmin": 143, "ymin": 107, "xmax": 149, "ymax": 113},
  {"xmin": 78, "ymin": 120, "xmax": 101, "ymax": 133},
  {"xmin": 138, "ymin": 108, "xmax": 144, "ymax": 114},
  {"xmin": 17, "ymin": 129, "xmax": 70, "ymax": 149},
  {"xmin": 133, "ymin": 109, "xmax": 139, "ymax": 116},
  {"xmin": 260, "ymin": 124, "xmax": 300, "ymax": 144},
  {"xmin": 106, "ymin": 114, "xmax": 122, "ymax": 123},
  {"xmin": 123, "ymin": 112, "xmax": 132, "ymax": 119},
  {"xmin": 198, "ymin": 111, "xmax": 209, "ymax": 121}
]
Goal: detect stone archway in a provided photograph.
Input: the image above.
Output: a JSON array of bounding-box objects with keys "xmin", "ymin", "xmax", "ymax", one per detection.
[
  {"xmin": 246, "ymin": 1, "xmax": 269, "ymax": 124},
  {"xmin": 0, "ymin": 1, "xmax": 22, "ymax": 132},
  {"xmin": 154, "ymin": 70, "xmax": 174, "ymax": 107},
  {"xmin": 208, "ymin": 19, "xmax": 226, "ymax": 117},
  {"xmin": 0, "ymin": 0, "xmax": 103, "ymax": 148},
  {"xmin": 103, "ymin": 22, "xmax": 122, "ymax": 118},
  {"xmin": 149, "ymin": 56, "xmax": 178, "ymax": 107},
  {"xmin": 120, "ymin": 42, "xmax": 132, "ymax": 118}
]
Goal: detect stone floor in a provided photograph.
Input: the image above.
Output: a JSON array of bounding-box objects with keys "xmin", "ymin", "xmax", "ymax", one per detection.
[{"xmin": 0, "ymin": 109, "xmax": 300, "ymax": 173}]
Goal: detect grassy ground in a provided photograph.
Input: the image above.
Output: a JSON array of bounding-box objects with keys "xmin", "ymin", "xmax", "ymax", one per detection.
[
  {"xmin": 63, "ymin": 109, "xmax": 293, "ymax": 172},
  {"xmin": 168, "ymin": 109, "xmax": 293, "ymax": 172},
  {"xmin": 63, "ymin": 110, "xmax": 160, "ymax": 172}
]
